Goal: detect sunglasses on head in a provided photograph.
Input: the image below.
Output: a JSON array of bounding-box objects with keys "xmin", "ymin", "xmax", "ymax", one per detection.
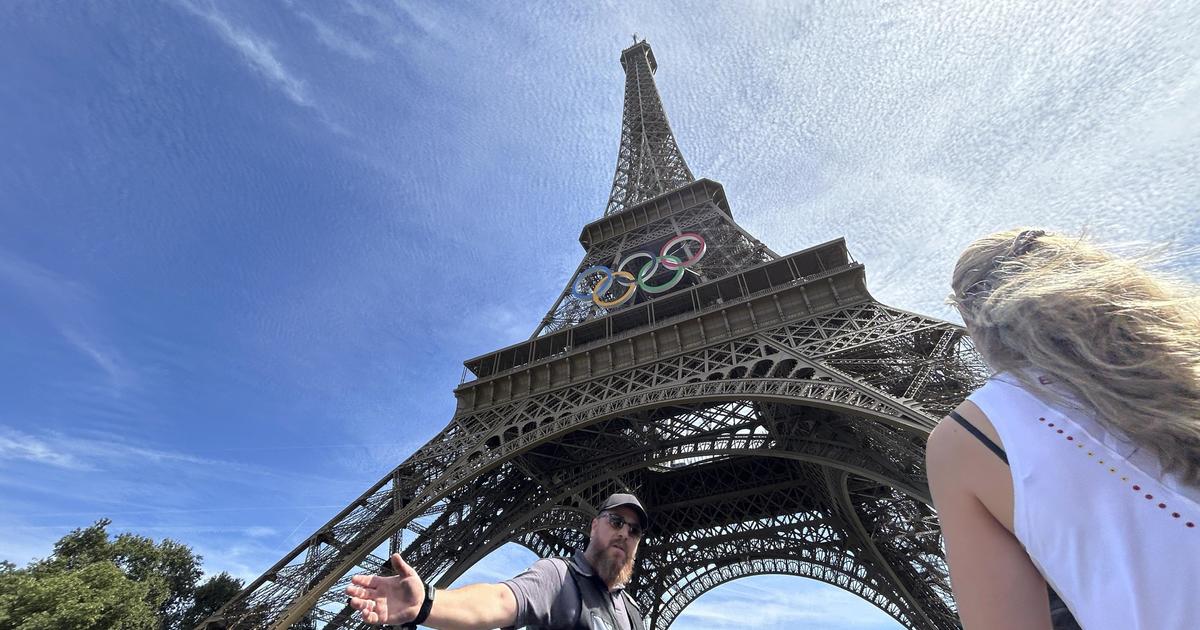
[{"xmin": 599, "ymin": 511, "xmax": 643, "ymax": 538}]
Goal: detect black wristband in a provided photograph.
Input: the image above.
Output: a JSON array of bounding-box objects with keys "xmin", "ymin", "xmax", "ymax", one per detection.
[{"xmin": 399, "ymin": 581, "xmax": 435, "ymax": 630}]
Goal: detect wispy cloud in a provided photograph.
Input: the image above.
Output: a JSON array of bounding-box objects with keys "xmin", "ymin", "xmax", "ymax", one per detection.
[
  {"xmin": 295, "ymin": 9, "xmax": 375, "ymax": 61},
  {"xmin": 0, "ymin": 249, "xmax": 135, "ymax": 393},
  {"xmin": 0, "ymin": 426, "xmax": 353, "ymax": 489},
  {"xmin": 174, "ymin": 0, "xmax": 312, "ymax": 107},
  {"xmin": 1, "ymin": 523, "xmax": 280, "ymax": 537},
  {"xmin": 0, "ymin": 426, "xmax": 208, "ymax": 473},
  {"xmin": 390, "ymin": 0, "xmax": 446, "ymax": 41},
  {"xmin": 59, "ymin": 327, "xmax": 135, "ymax": 389},
  {"xmin": 0, "ymin": 424, "xmax": 365, "ymax": 580},
  {"xmin": 0, "ymin": 429, "xmax": 89, "ymax": 470}
]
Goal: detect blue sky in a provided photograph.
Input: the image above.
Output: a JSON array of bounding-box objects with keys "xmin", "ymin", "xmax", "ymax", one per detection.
[{"xmin": 2, "ymin": 1, "xmax": 1199, "ymax": 628}]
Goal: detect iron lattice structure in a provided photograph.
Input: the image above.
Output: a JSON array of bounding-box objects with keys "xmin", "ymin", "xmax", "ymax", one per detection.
[
  {"xmin": 604, "ymin": 42, "xmax": 695, "ymax": 217},
  {"xmin": 203, "ymin": 40, "xmax": 990, "ymax": 630}
]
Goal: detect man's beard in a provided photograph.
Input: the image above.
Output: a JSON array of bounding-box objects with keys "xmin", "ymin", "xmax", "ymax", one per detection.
[{"xmin": 595, "ymin": 544, "xmax": 637, "ymax": 587}]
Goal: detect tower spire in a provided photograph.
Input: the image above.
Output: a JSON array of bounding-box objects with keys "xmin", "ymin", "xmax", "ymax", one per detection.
[{"xmin": 604, "ymin": 40, "xmax": 695, "ymax": 216}]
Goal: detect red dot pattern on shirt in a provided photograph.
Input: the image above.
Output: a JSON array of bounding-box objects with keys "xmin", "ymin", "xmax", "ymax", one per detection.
[{"xmin": 1035, "ymin": 413, "xmax": 1194, "ymax": 530}]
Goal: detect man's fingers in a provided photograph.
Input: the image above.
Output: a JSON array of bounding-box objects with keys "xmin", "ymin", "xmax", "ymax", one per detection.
[
  {"xmin": 349, "ymin": 573, "xmax": 377, "ymax": 588},
  {"xmin": 350, "ymin": 598, "xmax": 379, "ymax": 624},
  {"xmin": 346, "ymin": 584, "xmax": 370, "ymax": 599},
  {"xmin": 391, "ymin": 553, "xmax": 418, "ymax": 579}
]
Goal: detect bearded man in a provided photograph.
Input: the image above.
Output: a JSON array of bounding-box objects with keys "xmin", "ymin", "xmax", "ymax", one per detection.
[{"xmin": 346, "ymin": 493, "xmax": 648, "ymax": 630}]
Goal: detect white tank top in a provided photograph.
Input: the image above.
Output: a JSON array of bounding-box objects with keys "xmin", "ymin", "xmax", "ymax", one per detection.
[{"xmin": 968, "ymin": 373, "xmax": 1200, "ymax": 629}]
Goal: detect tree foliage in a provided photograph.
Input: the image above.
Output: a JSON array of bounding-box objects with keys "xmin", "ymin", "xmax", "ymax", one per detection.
[
  {"xmin": 0, "ymin": 561, "xmax": 158, "ymax": 630},
  {"xmin": 0, "ymin": 520, "xmax": 245, "ymax": 630},
  {"xmin": 178, "ymin": 572, "xmax": 243, "ymax": 630}
]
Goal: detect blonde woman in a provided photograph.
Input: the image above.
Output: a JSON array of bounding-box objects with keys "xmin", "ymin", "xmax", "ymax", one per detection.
[{"xmin": 927, "ymin": 229, "xmax": 1200, "ymax": 629}]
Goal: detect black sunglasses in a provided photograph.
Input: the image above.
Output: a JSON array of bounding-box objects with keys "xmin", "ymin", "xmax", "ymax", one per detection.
[{"xmin": 599, "ymin": 511, "xmax": 643, "ymax": 538}]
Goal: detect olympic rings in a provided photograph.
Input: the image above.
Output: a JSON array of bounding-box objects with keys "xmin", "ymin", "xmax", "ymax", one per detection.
[{"xmin": 571, "ymin": 233, "xmax": 707, "ymax": 308}]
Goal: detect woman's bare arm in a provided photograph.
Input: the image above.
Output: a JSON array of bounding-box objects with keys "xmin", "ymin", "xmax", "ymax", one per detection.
[{"xmin": 926, "ymin": 408, "xmax": 1053, "ymax": 630}]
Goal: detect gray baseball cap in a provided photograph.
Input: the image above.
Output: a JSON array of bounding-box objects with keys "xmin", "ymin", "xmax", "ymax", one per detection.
[{"xmin": 597, "ymin": 493, "xmax": 649, "ymax": 530}]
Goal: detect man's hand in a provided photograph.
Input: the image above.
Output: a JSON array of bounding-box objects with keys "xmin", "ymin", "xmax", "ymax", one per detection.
[
  {"xmin": 346, "ymin": 553, "xmax": 424, "ymax": 626},
  {"xmin": 346, "ymin": 553, "xmax": 518, "ymax": 630}
]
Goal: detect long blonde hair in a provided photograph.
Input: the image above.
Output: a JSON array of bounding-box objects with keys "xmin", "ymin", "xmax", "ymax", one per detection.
[{"xmin": 950, "ymin": 228, "xmax": 1200, "ymax": 486}]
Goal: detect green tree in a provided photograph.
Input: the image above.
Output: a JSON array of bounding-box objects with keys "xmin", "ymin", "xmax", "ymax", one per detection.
[
  {"xmin": 1, "ymin": 519, "xmax": 207, "ymax": 630},
  {"xmin": 109, "ymin": 532, "xmax": 203, "ymax": 628},
  {"xmin": 0, "ymin": 561, "xmax": 160, "ymax": 630},
  {"xmin": 178, "ymin": 572, "xmax": 243, "ymax": 630}
]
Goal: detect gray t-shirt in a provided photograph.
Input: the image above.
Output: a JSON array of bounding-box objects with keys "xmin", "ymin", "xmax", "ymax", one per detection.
[{"xmin": 502, "ymin": 551, "xmax": 631, "ymax": 630}]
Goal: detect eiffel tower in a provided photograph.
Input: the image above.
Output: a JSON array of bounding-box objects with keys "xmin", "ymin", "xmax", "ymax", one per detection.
[{"xmin": 203, "ymin": 39, "xmax": 990, "ymax": 630}]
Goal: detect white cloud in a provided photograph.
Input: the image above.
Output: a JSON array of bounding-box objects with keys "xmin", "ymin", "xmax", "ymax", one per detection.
[
  {"xmin": 0, "ymin": 250, "xmax": 136, "ymax": 393},
  {"xmin": 0, "ymin": 425, "xmax": 366, "ymax": 582},
  {"xmin": 0, "ymin": 429, "xmax": 90, "ymax": 471},
  {"xmin": 174, "ymin": 0, "xmax": 313, "ymax": 107},
  {"xmin": 345, "ymin": 0, "xmax": 399, "ymax": 34},
  {"xmin": 295, "ymin": 10, "xmax": 376, "ymax": 61},
  {"xmin": 59, "ymin": 327, "xmax": 135, "ymax": 389},
  {"xmin": 241, "ymin": 525, "xmax": 278, "ymax": 538},
  {"xmin": 390, "ymin": 0, "xmax": 448, "ymax": 42},
  {"xmin": 0, "ymin": 426, "xmax": 349, "ymax": 489}
]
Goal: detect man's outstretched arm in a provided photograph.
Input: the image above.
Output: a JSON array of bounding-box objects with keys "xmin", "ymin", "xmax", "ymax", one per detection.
[{"xmin": 346, "ymin": 553, "xmax": 518, "ymax": 630}]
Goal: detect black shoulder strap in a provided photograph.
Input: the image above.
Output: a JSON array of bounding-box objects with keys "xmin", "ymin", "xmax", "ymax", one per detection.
[
  {"xmin": 948, "ymin": 410, "xmax": 1009, "ymax": 465},
  {"xmin": 621, "ymin": 591, "xmax": 646, "ymax": 630},
  {"xmin": 563, "ymin": 557, "xmax": 645, "ymax": 630}
]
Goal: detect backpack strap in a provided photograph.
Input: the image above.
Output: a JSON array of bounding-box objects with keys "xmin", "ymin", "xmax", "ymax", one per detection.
[
  {"xmin": 562, "ymin": 556, "xmax": 643, "ymax": 630},
  {"xmin": 620, "ymin": 591, "xmax": 646, "ymax": 630}
]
